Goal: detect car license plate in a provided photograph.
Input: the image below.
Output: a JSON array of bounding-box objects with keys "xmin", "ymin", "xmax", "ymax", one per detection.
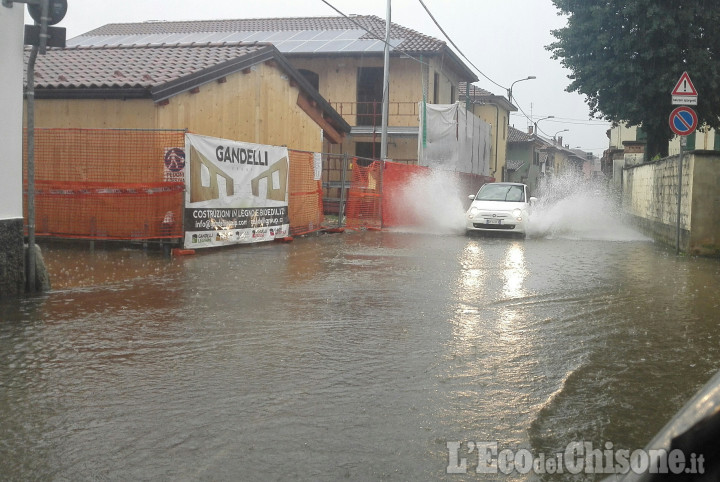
[{"xmin": 484, "ymin": 218, "xmax": 502, "ymax": 225}]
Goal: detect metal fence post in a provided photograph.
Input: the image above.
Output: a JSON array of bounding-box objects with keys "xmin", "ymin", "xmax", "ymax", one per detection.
[{"xmin": 338, "ymin": 153, "xmax": 348, "ymax": 227}]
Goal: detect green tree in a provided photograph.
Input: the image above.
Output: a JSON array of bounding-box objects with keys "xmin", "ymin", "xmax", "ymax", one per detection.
[{"xmin": 548, "ymin": 1, "xmax": 720, "ymax": 158}]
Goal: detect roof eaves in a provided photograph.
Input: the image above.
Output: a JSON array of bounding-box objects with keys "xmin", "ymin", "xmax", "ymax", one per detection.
[
  {"xmin": 34, "ymin": 87, "xmax": 150, "ymax": 100},
  {"xmin": 150, "ymin": 44, "xmax": 276, "ymax": 102},
  {"xmin": 440, "ymin": 46, "xmax": 478, "ymax": 83}
]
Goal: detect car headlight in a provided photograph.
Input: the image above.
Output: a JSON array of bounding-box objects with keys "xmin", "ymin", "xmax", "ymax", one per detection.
[
  {"xmin": 512, "ymin": 208, "xmax": 522, "ymax": 220},
  {"xmin": 468, "ymin": 207, "xmax": 479, "ymax": 218}
]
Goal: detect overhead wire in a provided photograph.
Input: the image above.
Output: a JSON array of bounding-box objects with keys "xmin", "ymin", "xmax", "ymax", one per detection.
[{"xmin": 416, "ymin": 0, "xmax": 506, "ymax": 91}]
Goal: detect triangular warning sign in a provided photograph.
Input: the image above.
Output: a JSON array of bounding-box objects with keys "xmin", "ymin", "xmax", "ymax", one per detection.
[{"xmin": 672, "ymin": 72, "xmax": 698, "ymax": 96}]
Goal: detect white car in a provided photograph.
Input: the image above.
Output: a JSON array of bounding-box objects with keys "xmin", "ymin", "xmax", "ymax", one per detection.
[{"xmin": 465, "ymin": 182, "xmax": 536, "ymax": 236}]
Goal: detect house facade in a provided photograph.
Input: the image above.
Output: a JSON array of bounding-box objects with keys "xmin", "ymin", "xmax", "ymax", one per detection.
[
  {"xmin": 459, "ymin": 83, "xmax": 515, "ymax": 181},
  {"xmin": 67, "ymin": 16, "xmax": 478, "ymax": 163},
  {"xmin": 506, "ymin": 126, "xmax": 545, "ymax": 195},
  {"xmin": 0, "ymin": 3, "xmax": 25, "ymax": 297}
]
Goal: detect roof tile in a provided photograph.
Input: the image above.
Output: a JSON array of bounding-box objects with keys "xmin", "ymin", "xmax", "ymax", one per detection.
[{"xmin": 26, "ymin": 42, "xmax": 270, "ymax": 90}]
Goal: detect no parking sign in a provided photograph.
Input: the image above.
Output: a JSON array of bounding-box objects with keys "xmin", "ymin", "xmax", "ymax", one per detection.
[{"xmin": 669, "ymin": 106, "xmax": 698, "ymax": 137}]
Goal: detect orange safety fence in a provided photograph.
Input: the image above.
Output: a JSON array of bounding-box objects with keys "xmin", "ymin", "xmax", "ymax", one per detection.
[
  {"xmin": 24, "ymin": 128, "xmax": 186, "ymax": 240},
  {"xmin": 345, "ymin": 159, "xmax": 383, "ymax": 229},
  {"xmin": 24, "ymin": 129, "xmax": 328, "ymax": 242},
  {"xmin": 287, "ymin": 150, "xmax": 324, "ymax": 236}
]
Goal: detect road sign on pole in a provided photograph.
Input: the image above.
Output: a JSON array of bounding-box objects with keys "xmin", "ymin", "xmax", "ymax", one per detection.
[
  {"xmin": 672, "ymin": 71, "xmax": 698, "ymax": 105},
  {"xmin": 669, "ymin": 106, "xmax": 698, "ymax": 137}
]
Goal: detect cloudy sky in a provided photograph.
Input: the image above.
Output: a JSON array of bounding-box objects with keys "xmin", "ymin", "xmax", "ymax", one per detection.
[{"xmin": 28, "ymin": 0, "xmax": 611, "ymax": 156}]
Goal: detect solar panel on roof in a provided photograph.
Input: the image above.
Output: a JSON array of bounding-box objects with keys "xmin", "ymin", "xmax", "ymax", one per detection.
[
  {"xmin": 314, "ymin": 40, "xmax": 355, "ymax": 53},
  {"xmin": 342, "ymin": 39, "xmax": 381, "ymax": 52},
  {"xmin": 200, "ymin": 32, "xmax": 236, "ymax": 43},
  {"xmin": 242, "ymin": 31, "xmax": 268, "ymax": 42},
  {"xmin": 277, "ymin": 40, "xmax": 319, "ymax": 53},
  {"xmin": 336, "ymin": 29, "xmax": 366, "ymax": 40},
  {"xmin": 163, "ymin": 33, "xmax": 196, "ymax": 44},
  {"xmin": 312, "ymin": 30, "xmax": 345, "ymax": 41},
  {"xmin": 67, "ymin": 25, "xmax": 404, "ymax": 54},
  {"xmin": 264, "ymin": 31, "xmax": 298, "ymax": 41},
  {"xmin": 287, "ymin": 30, "xmax": 322, "ymax": 41}
]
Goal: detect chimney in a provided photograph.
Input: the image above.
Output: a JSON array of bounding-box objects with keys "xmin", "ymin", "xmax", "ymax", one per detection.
[
  {"xmin": 528, "ymin": 126, "xmax": 534, "ymax": 135},
  {"xmin": 557, "ymin": 136, "xmax": 563, "ymax": 146}
]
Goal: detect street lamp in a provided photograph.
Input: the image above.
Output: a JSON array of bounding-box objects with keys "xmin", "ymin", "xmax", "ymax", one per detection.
[
  {"xmin": 553, "ymin": 128, "xmax": 569, "ymax": 144},
  {"xmin": 533, "ymin": 115, "xmax": 554, "ymax": 136},
  {"xmin": 507, "ymin": 76, "xmax": 536, "ymax": 105}
]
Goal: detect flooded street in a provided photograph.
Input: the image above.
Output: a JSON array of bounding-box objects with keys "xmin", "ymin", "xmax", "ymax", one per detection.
[{"xmin": 2, "ymin": 204, "xmax": 720, "ymax": 480}]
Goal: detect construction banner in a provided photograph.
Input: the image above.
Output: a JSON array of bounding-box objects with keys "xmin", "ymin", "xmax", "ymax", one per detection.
[{"xmin": 184, "ymin": 134, "xmax": 290, "ymax": 248}]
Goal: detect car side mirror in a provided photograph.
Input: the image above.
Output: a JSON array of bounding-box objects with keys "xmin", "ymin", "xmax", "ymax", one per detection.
[
  {"xmin": 468, "ymin": 195, "xmax": 476, "ymax": 200},
  {"xmin": 529, "ymin": 197, "xmax": 537, "ymax": 205}
]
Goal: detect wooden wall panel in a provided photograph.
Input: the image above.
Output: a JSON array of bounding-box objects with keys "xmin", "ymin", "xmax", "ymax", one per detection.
[
  {"xmin": 155, "ymin": 63, "xmax": 324, "ymax": 152},
  {"xmin": 31, "ymin": 99, "xmax": 156, "ymax": 129},
  {"xmin": 32, "ymin": 62, "xmax": 327, "ymax": 153}
]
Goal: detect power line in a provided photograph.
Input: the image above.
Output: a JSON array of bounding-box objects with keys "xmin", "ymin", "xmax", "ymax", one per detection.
[{"xmin": 510, "ymin": 113, "xmax": 610, "ymax": 126}]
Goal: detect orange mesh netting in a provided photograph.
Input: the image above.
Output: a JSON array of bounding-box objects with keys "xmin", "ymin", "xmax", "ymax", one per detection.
[
  {"xmin": 24, "ymin": 128, "xmax": 185, "ymax": 240},
  {"xmin": 345, "ymin": 159, "xmax": 383, "ymax": 229},
  {"xmin": 287, "ymin": 150, "xmax": 324, "ymax": 236}
]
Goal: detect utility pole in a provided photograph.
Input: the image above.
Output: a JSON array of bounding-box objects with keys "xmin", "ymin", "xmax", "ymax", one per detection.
[
  {"xmin": 380, "ymin": 0, "xmax": 391, "ymax": 160},
  {"xmin": 16, "ymin": 0, "xmax": 67, "ymax": 292},
  {"xmin": 25, "ymin": 0, "xmax": 50, "ymax": 293}
]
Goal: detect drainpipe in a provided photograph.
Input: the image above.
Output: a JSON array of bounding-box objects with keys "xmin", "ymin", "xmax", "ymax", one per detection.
[
  {"xmin": 379, "ymin": 0, "xmax": 391, "ymax": 160},
  {"xmin": 489, "ymin": 103, "xmax": 500, "ymax": 181}
]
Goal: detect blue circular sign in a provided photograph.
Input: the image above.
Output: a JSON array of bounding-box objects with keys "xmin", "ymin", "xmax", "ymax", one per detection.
[{"xmin": 669, "ymin": 106, "xmax": 698, "ymax": 136}]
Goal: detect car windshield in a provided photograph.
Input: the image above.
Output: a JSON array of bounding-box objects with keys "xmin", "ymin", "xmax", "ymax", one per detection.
[{"xmin": 475, "ymin": 184, "xmax": 525, "ymax": 202}]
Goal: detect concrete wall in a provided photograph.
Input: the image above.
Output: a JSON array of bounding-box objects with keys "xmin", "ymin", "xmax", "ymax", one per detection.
[
  {"xmin": 622, "ymin": 151, "xmax": 720, "ymax": 256},
  {"xmin": 0, "ymin": 4, "xmax": 26, "ymax": 297},
  {"xmin": 689, "ymin": 152, "xmax": 720, "ymax": 256}
]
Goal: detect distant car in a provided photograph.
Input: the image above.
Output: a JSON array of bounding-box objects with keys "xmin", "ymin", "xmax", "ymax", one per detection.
[{"xmin": 465, "ymin": 182, "xmax": 536, "ymax": 236}]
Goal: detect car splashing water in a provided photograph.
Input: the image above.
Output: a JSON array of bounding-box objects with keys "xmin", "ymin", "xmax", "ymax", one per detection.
[
  {"xmin": 388, "ymin": 170, "xmax": 648, "ymax": 242},
  {"xmin": 527, "ymin": 172, "xmax": 649, "ymax": 242}
]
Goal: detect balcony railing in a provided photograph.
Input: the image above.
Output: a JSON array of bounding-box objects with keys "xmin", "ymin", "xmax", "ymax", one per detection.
[{"xmin": 329, "ymin": 101, "xmax": 420, "ymax": 128}]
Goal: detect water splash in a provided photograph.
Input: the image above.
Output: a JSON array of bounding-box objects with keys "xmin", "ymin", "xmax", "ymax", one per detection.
[
  {"xmin": 389, "ymin": 169, "xmax": 468, "ymax": 235},
  {"xmin": 527, "ymin": 172, "xmax": 649, "ymax": 242}
]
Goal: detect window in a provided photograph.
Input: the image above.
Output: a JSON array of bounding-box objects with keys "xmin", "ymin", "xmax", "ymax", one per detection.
[
  {"xmin": 357, "ymin": 67, "xmax": 384, "ymax": 126},
  {"xmin": 686, "ymin": 132, "xmax": 696, "ymax": 150},
  {"xmin": 433, "ymin": 72, "xmax": 440, "ymax": 103},
  {"xmin": 298, "ymin": 69, "xmax": 320, "ymax": 91},
  {"xmin": 355, "ymin": 142, "xmax": 381, "ymax": 165}
]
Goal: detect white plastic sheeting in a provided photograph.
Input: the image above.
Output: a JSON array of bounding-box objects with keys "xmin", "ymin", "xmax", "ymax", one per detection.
[{"xmin": 417, "ymin": 102, "xmax": 492, "ymax": 176}]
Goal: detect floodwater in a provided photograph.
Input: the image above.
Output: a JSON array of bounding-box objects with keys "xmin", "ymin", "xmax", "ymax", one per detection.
[{"xmin": 2, "ymin": 178, "xmax": 720, "ymax": 481}]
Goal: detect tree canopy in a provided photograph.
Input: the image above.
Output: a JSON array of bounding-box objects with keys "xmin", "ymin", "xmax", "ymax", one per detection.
[{"xmin": 548, "ymin": 0, "xmax": 720, "ymax": 158}]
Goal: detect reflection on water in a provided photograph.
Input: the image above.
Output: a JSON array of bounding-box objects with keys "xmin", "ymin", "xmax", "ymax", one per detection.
[
  {"xmin": 1, "ymin": 233, "xmax": 719, "ymax": 480},
  {"xmin": 502, "ymin": 242, "xmax": 528, "ymax": 300}
]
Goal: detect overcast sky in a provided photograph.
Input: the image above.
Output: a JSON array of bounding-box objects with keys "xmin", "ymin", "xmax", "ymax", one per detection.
[{"xmin": 28, "ymin": 0, "xmax": 611, "ymax": 156}]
